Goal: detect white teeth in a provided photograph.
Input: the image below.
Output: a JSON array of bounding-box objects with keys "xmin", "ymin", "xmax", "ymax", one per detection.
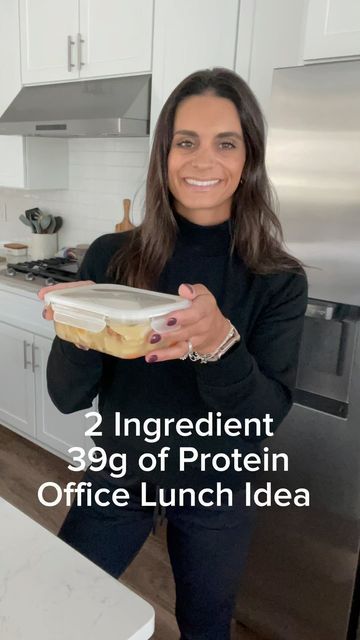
[{"xmin": 184, "ymin": 178, "xmax": 220, "ymax": 186}]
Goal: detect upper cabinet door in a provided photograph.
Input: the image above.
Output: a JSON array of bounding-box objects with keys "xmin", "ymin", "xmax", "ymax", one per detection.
[
  {"xmin": 19, "ymin": 0, "xmax": 79, "ymax": 83},
  {"xmin": 304, "ymin": 0, "xmax": 360, "ymax": 60},
  {"xmin": 79, "ymin": 0, "xmax": 153, "ymax": 78},
  {"xmin": 150, "ymin": 0, "xmax": 239, "ymax": 138}
]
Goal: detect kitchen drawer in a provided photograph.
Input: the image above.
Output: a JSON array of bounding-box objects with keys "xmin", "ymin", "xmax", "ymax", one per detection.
[{"xmin": 0, "ymin": 288, "xmax": 54, "ymax": 338}]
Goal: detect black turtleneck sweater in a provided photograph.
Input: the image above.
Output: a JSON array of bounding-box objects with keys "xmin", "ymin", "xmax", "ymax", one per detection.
[{"xmin": 47, "ymin": 213, "xmax": 308, "ymax": 490}]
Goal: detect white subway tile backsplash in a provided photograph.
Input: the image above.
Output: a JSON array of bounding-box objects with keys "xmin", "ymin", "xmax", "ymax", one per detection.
[
  {"xmin": 70, "ymin": 164, "xmax": 146, "ymax": 183},
  {"xmin": 0, "ymin": 137, "xmax": 149, "ymax": 248},
  {"xmin": 70, "ymin": 151, "xmax": 147, "ymax": 167}
]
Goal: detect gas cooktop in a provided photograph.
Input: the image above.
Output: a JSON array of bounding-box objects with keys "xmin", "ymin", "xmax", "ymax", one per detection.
[{"xmin": 4, "ymin": 257, "xmax": 79, "ymax": 285}]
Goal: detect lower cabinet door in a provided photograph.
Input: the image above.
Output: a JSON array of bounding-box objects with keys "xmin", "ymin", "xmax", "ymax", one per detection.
[
  {"xmin": 0, "ymin": 322, "xmax": 36, "ymax": 437},
  {"xmin": 33, "ymin": 335, "xmax": 90, "ymax": 461}
]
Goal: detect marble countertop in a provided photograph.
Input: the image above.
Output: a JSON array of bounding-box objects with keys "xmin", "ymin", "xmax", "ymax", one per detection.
[
  {"xmin": 0, "ymin": 498, "xmax": 155, "ymax": 640},
  {"xmin": 0, "ymin": 270, "xmax": 55, "ymax": 338},
  {"xmin": 0, "ymin": 268, "xmax": 41, "ymax": 299}
]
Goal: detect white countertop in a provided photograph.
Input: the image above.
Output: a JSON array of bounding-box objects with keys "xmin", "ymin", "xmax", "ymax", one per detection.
[
  {"xmin": 0, "ymin": 269, "xmax": 41, "ymax": 298},
  {"xmin": 0, "ymin": 498, "xmax": 155, "ymax": 640},
  {"xmin": 0, "ymin": 268, "xmax": 58, "ymax": 338}
]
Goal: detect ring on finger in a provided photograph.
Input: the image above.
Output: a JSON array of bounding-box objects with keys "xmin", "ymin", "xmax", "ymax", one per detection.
[{"xmin": 179, "ymin": 339, "xmax": 193, "ymax": 360}]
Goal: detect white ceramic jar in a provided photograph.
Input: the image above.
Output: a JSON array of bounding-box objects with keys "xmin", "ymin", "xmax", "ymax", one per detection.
[{"xmin": 30, "ymin": 233, "xmax": 58, "ymax": 260}]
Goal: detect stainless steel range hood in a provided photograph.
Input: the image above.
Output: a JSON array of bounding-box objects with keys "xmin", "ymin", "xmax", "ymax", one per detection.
[{"xmin": 0, "ymin": 75, "xmax": 151, "ymax": 137}]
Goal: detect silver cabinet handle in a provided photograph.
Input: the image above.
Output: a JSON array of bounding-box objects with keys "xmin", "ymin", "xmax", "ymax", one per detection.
[
  {"xmin": 306, "ymin": 302, "xmax": 335, "ymax": 320},
  {"xmin": 77, "ymin": 33, "xmax": 85, "ymax": 71},
  {"xmin": 23, "ymin": 341, "xmax": 32, "ymax": 370},
  {"xmin": 31, "ymin": 344, "xmax": 40, "ymax": 373},
  {"xmin": 67, "ymin": 35, "xmax": 75, "ymax": 72}
]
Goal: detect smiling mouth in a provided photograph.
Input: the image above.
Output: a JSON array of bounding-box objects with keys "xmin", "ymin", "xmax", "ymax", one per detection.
[{"xmin": 183, "ymin": 178, "xmax": 221, "ymax": 187}]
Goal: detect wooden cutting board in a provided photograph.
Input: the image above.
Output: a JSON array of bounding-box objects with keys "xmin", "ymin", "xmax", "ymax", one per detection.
[{"xmin": 115, "ymin": 198, "xmax": 135, "ymax": 233}]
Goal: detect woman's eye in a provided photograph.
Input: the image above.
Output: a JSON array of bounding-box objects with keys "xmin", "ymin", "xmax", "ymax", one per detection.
[
  {"xmin": 176, "ymin": 139, "xmax": 194, "ymax": 148},
  {"xmin": 220, "ymin": 141, "xmax": 236, "ymax": 149}
]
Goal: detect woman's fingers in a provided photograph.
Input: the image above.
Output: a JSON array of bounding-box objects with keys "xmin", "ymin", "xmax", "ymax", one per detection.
[
  {"xmin": 146, "ymin": 282, "xmax": 226, "ymax": 360},
  {"xmin": 38, "ymin": 280, "xmax": 94, "ymax": 321},
  {"xmin": 161, "ymin": 283, "xmax": 215, "ymax": 329},
  {"xmin": 42, "ymin": 306, "xmax": 54, "ymax": 321},
  {"xmin": 160, "ymin": 297, "xmax": 212, "ymax": 332},
  {"xmin": 145, "ymin": 336, "xmax": 202, "ymax": 363},
  {"xmin": 148, "ymin": 318, "xmax": 209, "ymax": 347},
  {"xmin": 37, "ymin": 280, "xmax": 94, "ymax": 300}
]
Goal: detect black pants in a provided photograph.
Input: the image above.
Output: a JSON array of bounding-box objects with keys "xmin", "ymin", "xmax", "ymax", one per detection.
[{"xmin": 58, "ymin": 468, "xmax": 257, "ymax": 640}]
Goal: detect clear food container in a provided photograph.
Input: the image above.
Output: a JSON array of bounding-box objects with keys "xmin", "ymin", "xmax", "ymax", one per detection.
[{"xmin": 44, "ymin": 284, "xmax": 191, "ymax": 359}]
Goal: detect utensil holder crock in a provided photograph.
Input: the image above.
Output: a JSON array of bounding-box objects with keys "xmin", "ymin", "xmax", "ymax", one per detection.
[{"xmin": 30, "ymin": 233, "xmax": 58, "ymax": 260}]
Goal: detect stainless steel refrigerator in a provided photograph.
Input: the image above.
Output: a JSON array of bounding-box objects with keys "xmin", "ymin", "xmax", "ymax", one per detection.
[{"xmin": 235, "ymin": 60, "xmax": 360, "ymax": 640}]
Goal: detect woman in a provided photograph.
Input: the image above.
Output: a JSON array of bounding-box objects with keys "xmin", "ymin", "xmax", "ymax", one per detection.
[{"xmin": 39, "ymin": 67, "xmax": 308, "ymax": 640}]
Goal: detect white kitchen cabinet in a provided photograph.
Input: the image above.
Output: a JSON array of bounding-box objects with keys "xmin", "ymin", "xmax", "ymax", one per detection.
[
  {"xmin": 0, "ymin": 136, "xmax": 68, "ymax": 189},
  {"xmin": 79, "ymin": 0, "xmax": 153, "ymax": 78},
  {"xmin": 33, "ymin": 334, "xmax": 89, "ymax": 460},
  {"xmin": 19, "ymin": 0, "xmax": 153, "ymax": 85},
  {"xmin": 0, "ymin": 309, "xmax": 88, "ymax": 462},
  {"xmin": 19, "ymin": 0, "xmax": 78, "ymax": 84},
  {"xmin": 0, "ymin": 322, "xmax": 36, "ymax": 438},
  {"xmin": 235, "ymin": 0, "xmax": 307, "ymax": 120},
  {"xmin": 235, "ymin": 0, "xmax": 360, "ymax": 121},
  {"xmin": 304, "ymin": 0, "xmax": 360, "ymax": 60},
  {"xmin": 0, "ymin": 3, "xmax": 68, "ymax": 190},
  {"xmin": 150, "ymin": 0, "xmax": 240, "ymax": 139},
  {"xmin": 0, "ymin": 0, "xmax": 22, "ymax": 117}
]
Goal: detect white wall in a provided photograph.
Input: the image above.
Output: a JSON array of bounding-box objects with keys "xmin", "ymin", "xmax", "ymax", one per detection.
[{"xmin": 0, "ymin": 137, "xmax": 149, "ymax": 250}]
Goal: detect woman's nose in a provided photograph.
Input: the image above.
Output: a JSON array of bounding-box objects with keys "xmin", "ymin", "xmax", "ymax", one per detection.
[{"xmin": 190, "ymin": 146, "xmax": 215, "ymax": 168}]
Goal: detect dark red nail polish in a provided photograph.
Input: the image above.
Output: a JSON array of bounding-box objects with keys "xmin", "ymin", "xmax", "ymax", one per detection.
[
  {"xmin": 167, "ymin": 317, "xmax": 177, "ymax": 326},
  {"xmin": 184, "ymin": 283, "xmax": 194, "ymax": 293},
  {"xmin": 147, "ymin": 355, "xmax": 158, "ymax": 363},
  {"xmin": 150, "ymin": 333, "xmax": 161, "ymax": 344}
]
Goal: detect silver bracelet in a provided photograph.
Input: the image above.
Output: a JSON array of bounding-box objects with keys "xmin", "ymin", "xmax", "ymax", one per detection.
[{"xmin": 188, "ymin": 320, "xmax": 240, "ymax": 364}]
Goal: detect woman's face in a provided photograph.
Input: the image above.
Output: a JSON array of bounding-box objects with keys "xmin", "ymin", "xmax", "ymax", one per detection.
[{"xmin": 167, "ymin": 93, "xmax": 246, "ymax": 225}]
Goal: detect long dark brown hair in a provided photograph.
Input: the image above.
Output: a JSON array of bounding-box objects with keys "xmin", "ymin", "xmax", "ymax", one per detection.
[{"xmin": 108, "ymin": 67, "xmax": 303, "ymax": 288}]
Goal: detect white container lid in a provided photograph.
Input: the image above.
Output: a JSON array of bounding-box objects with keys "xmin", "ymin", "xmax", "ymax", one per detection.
[{"xmin": 44, "ymin": 283, "xmax": 191, "ymax": 333}]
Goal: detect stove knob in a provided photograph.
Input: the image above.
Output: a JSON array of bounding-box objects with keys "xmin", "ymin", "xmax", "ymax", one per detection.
[
  {"xmin": 25, "ymin": 272, "xmax": 35, "ymax": 281},
  {"xmin": 45, "ymin": 277, "xmax": 56, "ymax": 286},
  {"xmin": 6, "ymin": 267, "xmax": 16, "ymax": 277}
]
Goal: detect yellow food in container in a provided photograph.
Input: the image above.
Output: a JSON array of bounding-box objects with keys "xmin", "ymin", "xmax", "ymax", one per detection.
[{"xmin": 44, "ymin": 284, "xmax": 191, "ymax": 359}]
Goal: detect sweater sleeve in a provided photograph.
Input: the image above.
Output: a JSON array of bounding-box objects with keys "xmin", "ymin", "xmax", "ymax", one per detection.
[
  {"xmin": 46, "ymin": 237, "xmax": 107, "ymax": 414},
  {"xmin": 194, "ymin": 270, "xmax": 308, "ymax": 442}
]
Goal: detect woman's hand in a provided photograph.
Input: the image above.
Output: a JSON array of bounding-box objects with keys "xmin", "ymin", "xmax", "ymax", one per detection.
[
  {"xmin": 145, "ymin": 283, "xmax": 230, "ymax": 363},
  {"xmin": 38, "ymin": 280, "xmax": 94, "ymax": 319},
  {"xmin": 38, "ymin": 281, "xmax": 94, "ymax": 350}
]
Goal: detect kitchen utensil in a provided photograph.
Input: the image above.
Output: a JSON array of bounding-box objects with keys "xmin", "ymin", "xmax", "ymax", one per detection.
[
  {"xmin": 19, "ymin": 214, "xmax": 34, "ymax": 229},
  {"xmin": 53, "ymin": 216, "xmax": 63, "ymax": 233},
  {"xmin": 33, "ymin": 219, "xmax": 41, "ymax": 234},
  {"xmin": 115, "ymin": 199, "xmax": 134, "ymax": 233},
  {"xmin": 26, "ymin": 208, "xmax": 42, "ymax": 234},
  {"xmin": 47, "ymin": 216, "xmax": 57, "ymax": 234},
  {"xmin": 25, "ymin": 207, "xmax": 54, "ymax": 234},
  {"xmin": 25, "ymin": 207, "xmax": 40, "ymax": 219},
  {"xmin": 24, "ymin": 210, "xmax": 38, "ymax": 233},
  {"xmin": 38, "ymin": 213, "xmax": 52, "ymax": 233},
  {"xmin": 25, "ymin": 208, "xmax": 37, "ymax": 220}
]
